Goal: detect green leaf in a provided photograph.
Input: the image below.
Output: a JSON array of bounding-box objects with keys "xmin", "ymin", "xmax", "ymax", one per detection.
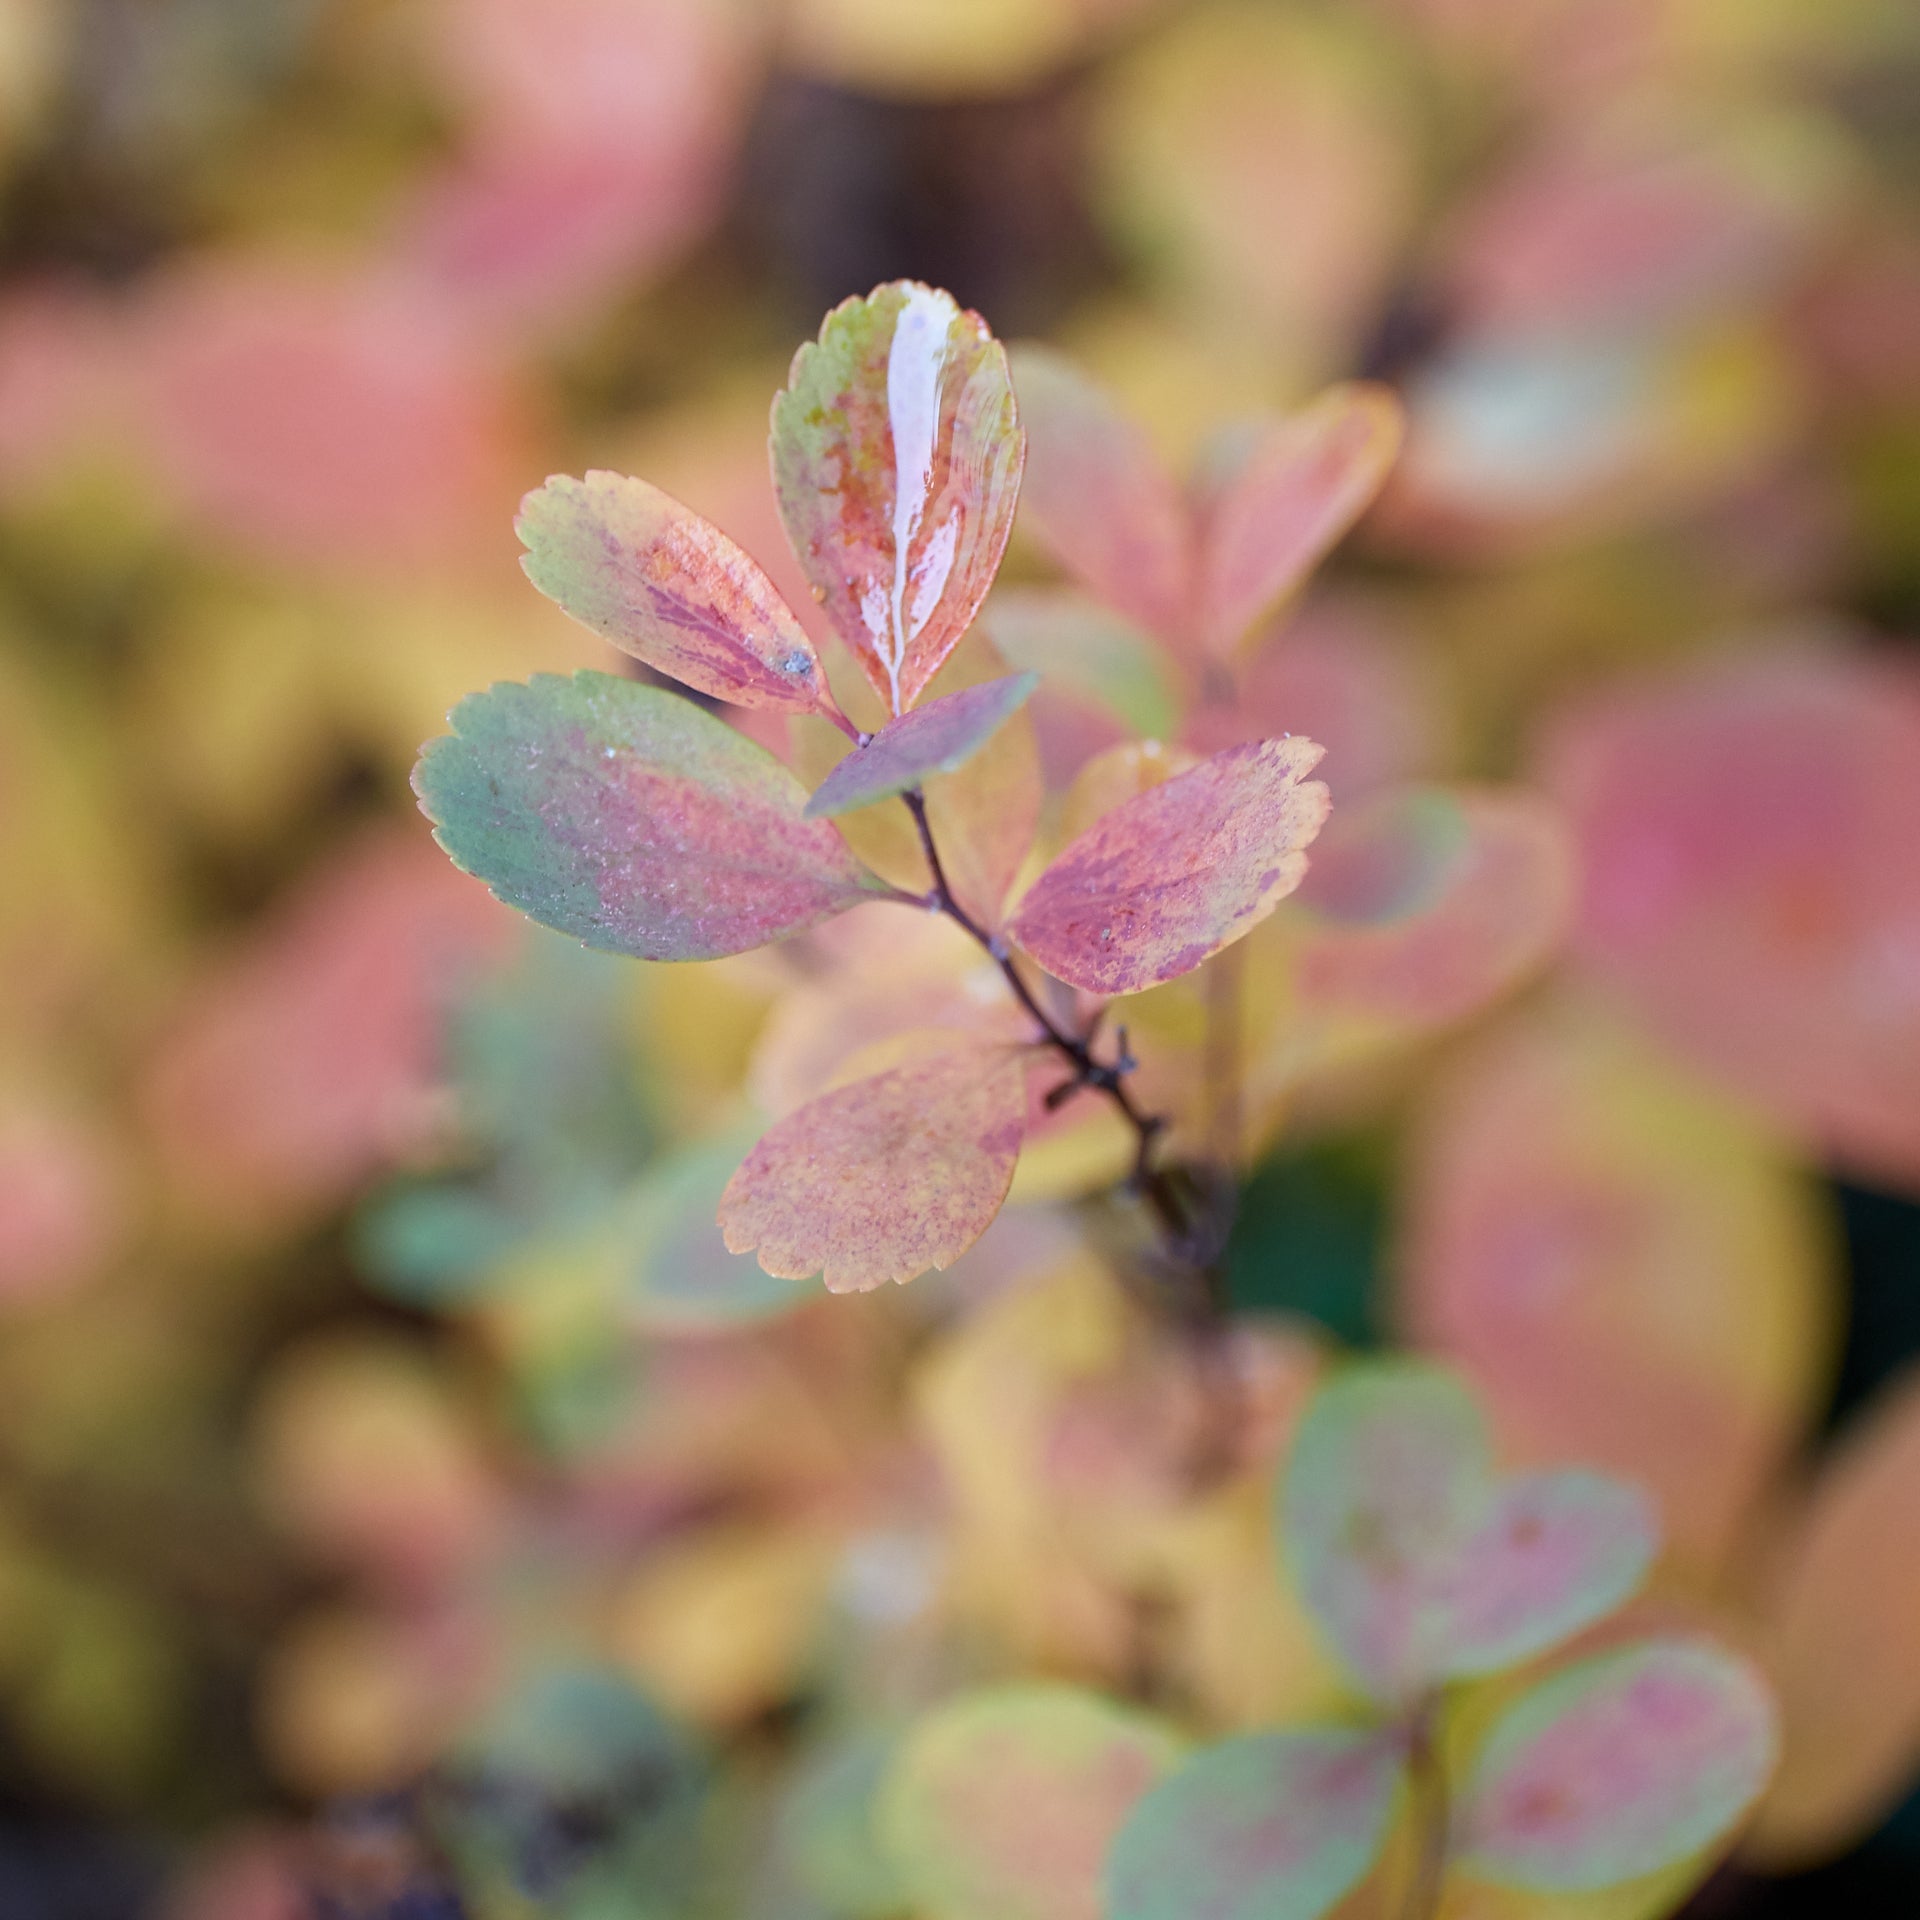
[
  {"xmin": 771, "ymin": 281, "xmax": 1024, "ymax": 717},
  {"xmin": 1282, "ymin": 1361, "xmax": 1658, "ymax": 1705},
  {"xmin": 1458, "ymin": 1640, "xmax": 1779, "ymax": 1891},
  {"xmin": 982, "ymin": 588, "xmax": 1180, "ymax": 740},
  {"xmin": 618, "ymin": 1128, "xmax": 797, "ymax": 1330},
  {"xmin": 413, "ymin": 671, "xmax": 888, "ymax": 961},
  {"xmin": 354, "ymin": 1182, "xmax": 525, "ymax": 1305},
  {"xmin": 777, "ymin": 1728, "xmax": 906, "ymax": 1919},
  {"xmin": 880, "ymin": 1684, "xmax": 1186, "ymax": 1920},
  {"xmin": 1106, "ymin": 1726, "xmax": 1404, "ymax": 1920},
  {"xmin": 805, "ymin": 672, "xmax": 1038, "ymax": 819}
]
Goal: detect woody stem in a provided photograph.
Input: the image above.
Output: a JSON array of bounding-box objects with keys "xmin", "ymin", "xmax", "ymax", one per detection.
[
  {"xmin": 1402, "ymin": 1701, "xmax": 1451, "ymax": 1920},
  {"xmin": 900, "ymin": 788, "xmax": 1188, "ymax": 1242}
]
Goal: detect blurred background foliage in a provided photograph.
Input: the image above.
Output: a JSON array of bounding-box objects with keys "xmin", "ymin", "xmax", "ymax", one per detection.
[{"xmin": 0, "ymin": 0, "xmax": 1917, "ymax": 1914}]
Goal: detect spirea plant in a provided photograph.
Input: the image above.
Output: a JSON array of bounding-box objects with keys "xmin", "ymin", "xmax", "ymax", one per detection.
[
  {"xmin": 414, "ymin": 281, "xmax": 1358, "ymax": 1289},
  {"xmin": 412, "ymin": 285, "xmax": 1779, "ymax": 1917}
]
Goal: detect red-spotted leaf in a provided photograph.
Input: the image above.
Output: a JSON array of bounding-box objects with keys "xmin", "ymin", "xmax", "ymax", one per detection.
[
  {"xmin": 771, "ymin": 281, "xmax": 1024, "ymax": 716},
  {"xmin": 1458, "ymin": 1641, "xmax": 1779, "ymax": 1891},
  {"xmin": 805, "ymin": 672, "xmax": 1039, "ymax": 819},
  {"xmin": 880, "ymin": 1685, "xmax": 1186, "ymax": 1920},
  {"xmin": 413, "ymin": 672, "xmax": 888, "ymax": 961},
  {"xmin": 1009, "ymin": 737, "xmax": 1329, "ymax": 996},
  {"xmin": 1106, "ymin": 1727, "xmax": 1404, "ymax": 1920},
  {"xmin": 718, "ymin": 1040, "xmax": 1027, "ymax": 1291},
  {"xmin": 517, "ymin": 471, "xmax": 835, "ymax": 716},
  {"xmin": 1197, "ymin": 384, "xmax": 1404, "ymax": 655},
  {"xmin": 1008, "ymin": 345, "xmax": 1192, "ymax": 645},
  {"xmin": 1282, "ymin": 1362, "xmax": 1658, "ymax": 1706}
]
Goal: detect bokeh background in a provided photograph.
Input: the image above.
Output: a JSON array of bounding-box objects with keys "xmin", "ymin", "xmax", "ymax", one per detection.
[{"xmin": 0, "ymin": 0, "xmax": 1918, "ymax": 1915}]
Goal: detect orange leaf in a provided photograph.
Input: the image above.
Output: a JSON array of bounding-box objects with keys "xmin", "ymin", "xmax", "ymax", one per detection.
[{"xmin": 1748, "ymin": 1369, "xmax": 1920, "ymax": 1865}]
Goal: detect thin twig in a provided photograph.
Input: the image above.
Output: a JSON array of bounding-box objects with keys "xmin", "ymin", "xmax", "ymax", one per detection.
[
  {"xmin": 899, "ymin": 788, "xmax": 1188, "ymax": 1238},
  {"xmin": 1402, "ymin": 1701, "xmax": 1452, "ymax": 1920},
  {"xmin": 897, "ymin": 786, "xmax": 1251, "ymax": 1487}
]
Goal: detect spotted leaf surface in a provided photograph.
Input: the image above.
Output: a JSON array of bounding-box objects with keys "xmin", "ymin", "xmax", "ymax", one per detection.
[
  {"xmin": 1009, "ymin": 737, "xmax": 1328, "ymax": 996},
  {"xmin": 413, "ymin": 672, "xmax": 887, "ymax": 961},
  {"xmin": 1459, "ymin": 1641, "xmax": 1778, "ymax": 1891},
  {"xmin": 718, "ymin": 1040, "xmax": 1026, "ymax": 1291},
  {"xmin": 1106, "ymin": 1727, "xmax": 1404, "ymax": 1920},
  {"xmin": 517, "ymin": 471, "xmax": 833, "ymax": 714},
  {"xmin": 1197, "ymin": 384, "xmax": 1404, "ymax": 655},
  {"xmin": 1282, "ymin": 1362, "xmax": 1657, "ymax": 1705},
  {"xmin": 805, "ymin": 672, "xmax": 1038, "ymax": 819},
  {"xmin": 880, "ymin": 1685, "xmax": 1185, "ymax": 1920},
  {"xmin": 771, "ymin": 281, "xmax": 1024, "ymax": 716},
  {"xmin": 1009, "ymin": 345, "xmax": 1191, "ymax": 645}
]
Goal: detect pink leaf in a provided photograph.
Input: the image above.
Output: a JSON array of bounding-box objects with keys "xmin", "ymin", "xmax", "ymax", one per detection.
[
  {"xmin": 1009, "ymin": 737, "xmax": 1329, "ymax": 996},
  {"xmin": 1444, "ymin": 1469, "xmax": 1661, "ymax": 1677},
  {"xmin": 805, "ymin": 672, "xmax": 1038, "ymax": 819},
  {"xmin": 1282, "ymin": 1362, "xmax": 1657, "ymax": 1704},
  {"xmin": 132, "ymin": 260, "xmax": 526, "ymax": 571},
  {"xmin": 1289, "ymin": 785, "xmax": 1576, "ymax": 1030},
  {"xmin": 1008, "ymin": 345, "xmax": 1192, "ymax": 645},
  {"xmin": 1459, "ymin": 1640, "xmax": 1778, "ymax": 1891},
  {"xmin": 141, "ymin": 829, "xmax": 515, "ymax": 1225},
  {"xmin": 1197, "ymin": 385, "xmax": 1404, "ymax": 656},
  {"xmin": 1179, "ymin": 591, "xmax": 1433, "ymax": 795},
  {"xmin": 718, "ymin": 1040, "xmax": 1027, "ymax": 1291},
  {"xmin": 518, "ymin": 471, "xmax": 835, "ymax": 715},
  {"xmin": 1541, "ymin": 644, "xmax": 1920, "ymax": 1191},
  {"xmin": 771, "ymin": 282, "xmax": 1024, "ymax": 716},
  {"xmin": 0, "ymin": 1102, "xmax": 125, "ymax": 1306},
  {"xmin": 1444, "ymin": 121, "xmax": 1827, "ymax": 339}
]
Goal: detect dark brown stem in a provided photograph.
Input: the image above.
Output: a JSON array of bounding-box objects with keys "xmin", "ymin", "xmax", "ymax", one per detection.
[
  {"xmin": 900, "ymin": 788, "xmax": 1189, "ymax": 1243},
  {"xmin": 899, "ymin": 786, "xmax": 1248, "ymax": 1490},
  {"xmin": 1402, "ymin": 1700, "xmax": 1452, "ymax": 1920}
]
